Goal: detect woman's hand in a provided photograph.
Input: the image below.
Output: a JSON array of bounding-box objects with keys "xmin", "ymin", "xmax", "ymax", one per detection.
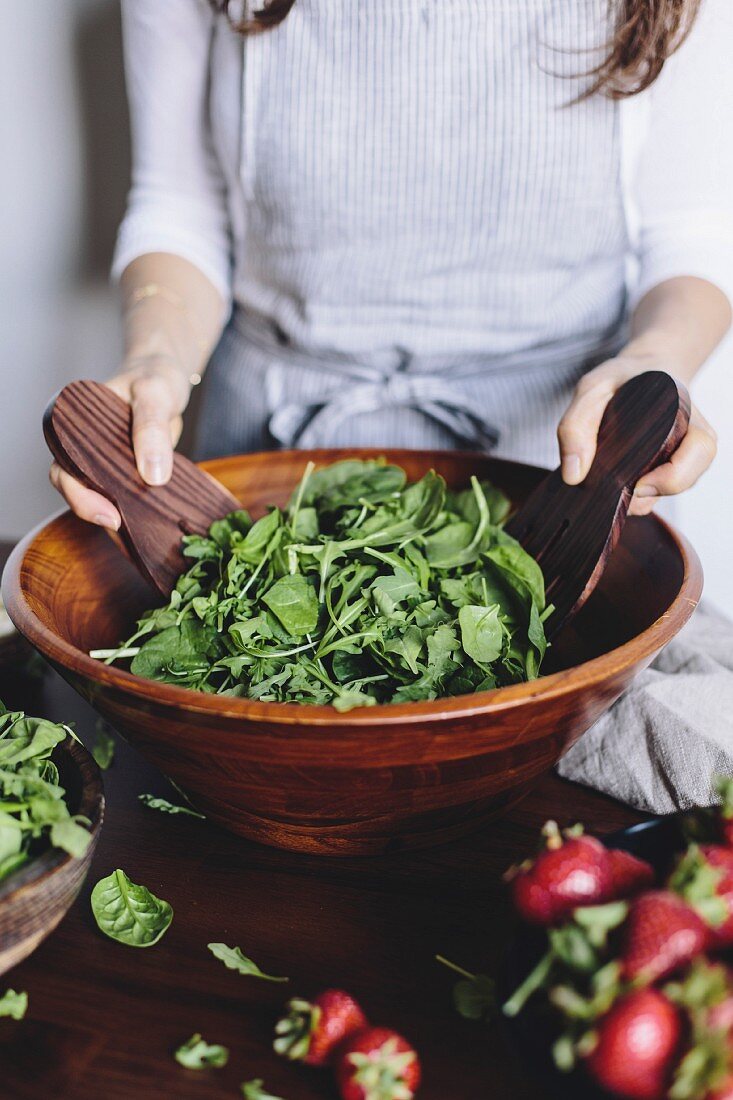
[
  {"xmin": 49, "ymin": 356, "xmax": 191, "ymax": 529},
  {"xmin": 557, "ymin": 354, "xmax": 717, "ymax": 516}
]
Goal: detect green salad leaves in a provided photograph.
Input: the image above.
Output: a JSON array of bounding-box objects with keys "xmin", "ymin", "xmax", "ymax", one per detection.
[
  {"xmin": 90, "ymin": 868, "xmax": 173, "ymax": 947},
  {"xmin": 208, "ymin": 942, "xmax": 289, "ymax": 983},
  {"xmin": 0, "ymin": 703, "xmax": 92, "ymax": 884},
  {"xmin": 93, "ymin": 460, "xmax": 550, "ymax": 710}
]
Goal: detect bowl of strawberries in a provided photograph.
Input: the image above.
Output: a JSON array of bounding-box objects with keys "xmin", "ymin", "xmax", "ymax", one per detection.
[{"xmin": 500, "ymin": 781, "xmax": 733, "ymax": 1100}]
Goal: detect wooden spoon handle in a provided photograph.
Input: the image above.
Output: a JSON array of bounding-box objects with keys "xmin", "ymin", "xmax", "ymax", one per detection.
[{"xmin": 44, "ymin": 380, "xmax": 240, "ymax": 595}]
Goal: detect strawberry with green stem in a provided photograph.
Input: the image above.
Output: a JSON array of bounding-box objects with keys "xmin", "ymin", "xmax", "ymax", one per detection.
[
  {"xmin": 584, "ymin": 987, "xmax": 683, "ymax": 1100},
  {"xmin": 671, "ymin": 845, "xmax": 733, "ymax": 948},
  {"xmin": 274, "ymin": 989, "xmax": 367, "ymax": 1066},
  {"xmin": 621, "ymin": 890, "xmax": 711, "ymax": 985},
  {"xmin": 506, "ymin": 821, "xmax": 614, "ymax": 926},
  {"xmin": 335, "ymin": 1027, "xmax": 420, "ymax": 1100}
]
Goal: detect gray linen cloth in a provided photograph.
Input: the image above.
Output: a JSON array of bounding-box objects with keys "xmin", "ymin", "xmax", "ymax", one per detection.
[{"xmin": 557, "ymin": 604, "xmax": 733, "ymax": 813}]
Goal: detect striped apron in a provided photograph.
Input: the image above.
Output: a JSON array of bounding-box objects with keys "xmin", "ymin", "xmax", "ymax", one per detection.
[{"xmin": 196, "ymin": 0, "xmax": 629, "ymax": 469}]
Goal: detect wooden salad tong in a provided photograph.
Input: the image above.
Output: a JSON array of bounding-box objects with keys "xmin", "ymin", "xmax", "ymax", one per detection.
[{"xmin": 44, "ymin": 373, "xmax": 689, "ymax": 639}]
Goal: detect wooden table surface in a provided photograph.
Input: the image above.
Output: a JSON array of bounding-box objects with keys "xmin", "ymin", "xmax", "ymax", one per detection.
[{"xmin": 0, "ymin": 556, "xmax": 645, "ymax": 1100}]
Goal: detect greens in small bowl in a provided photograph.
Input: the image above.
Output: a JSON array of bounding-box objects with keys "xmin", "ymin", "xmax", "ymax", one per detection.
[
  {"xmin": 93, "ymin": 460, "xmax": 551, "ymax": 711},
  {"xmin": 0, "ymin": 703, "xmax": 104, "ymax": 975}
]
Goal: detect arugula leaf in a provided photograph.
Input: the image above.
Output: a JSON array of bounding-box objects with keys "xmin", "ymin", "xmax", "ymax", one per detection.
[
  {"xmin": 207, "ymin": 942, "xmax": 289, "ymax": 982},
  {"xmin": 174, "ymin": 1033, "xmax": 229, "ymax": 1069},
  {"xmin": 96, "ymin": 460, "xmax": 549, "ymax": 709},
  {"xmin": 90, "ymin": 869, "xmax": 173, "ymax": 947},
  {"xmin": 0, "ymin": 989, "xmax": 28, "ymax": 1019},
  {"xmin": 138, "ymin": 793, "xmax": 205, "ymax": 820},
  {"xmin": 241, "ymin": 1080, "xmax": 286, "ymax": 1100}
]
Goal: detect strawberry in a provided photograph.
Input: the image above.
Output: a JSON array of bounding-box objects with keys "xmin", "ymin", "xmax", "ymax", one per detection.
[
  {"xmin": 671, "ymin": 845, "xmax": 733, "ymax": 948},
  {"xmin": 507, "ymin": 821, "xmax": 613, "ymax": 926},
  {"xmin": 708, "ymin": 1079, "xmax": 733, "ymax": 1100},
  {"xmin": 666, "ymin": 959, "xmax": 733, "ymax": 1035},
  {"xmin": 621, "ymin": 891, "xmax": 710, "ymax": 984},
  {"xmin": 274, "ymin": 989, "xmax": 367, "ymax": 1066},
  {"xmin": 608, "ymin": 848, "xmax": 655, "ymax": 899},
  {"xmin": 584, "ymin": 988, "xmax": 682, "ymax": 1100},
  {"xmin": 335, "ymin": 1027, "xmax": 421, "ymax": 1100}
]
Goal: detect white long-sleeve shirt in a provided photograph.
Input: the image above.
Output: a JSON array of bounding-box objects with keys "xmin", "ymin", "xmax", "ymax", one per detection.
[{"xmin": 113, "ymin": 0, "xmax": 733, "ymax": 358}]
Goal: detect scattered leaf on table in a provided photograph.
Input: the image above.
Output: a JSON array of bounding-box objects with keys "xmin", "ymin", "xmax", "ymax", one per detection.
[
  {"xmin": 241, "ymin": 1079, "xmax": 286, "ymax": 1100},
  {"xmin": 91, "ymin": 869, "xmax": 173, "ymax": 947},
  {"xmin": 174, "ymin": 1033, "xmax": 229, "ymax": 1069},
  {"xmin": 91, "ymin": 721, "xmax": 115, "ymax": 770},
  {"xmin": 138, "ymin": 793, "xmax": 205, "ymax": 820},
  {"xmin": 453, "ymin": 975, "xmax": 496, "ymax": 1022},
  {"xmin": 207, "ymin": 942, "xmax": 289, "ymax": 982},
  {"xmin": 0, "ymin": 989, "xmax": 28, "ymax": 1019}
]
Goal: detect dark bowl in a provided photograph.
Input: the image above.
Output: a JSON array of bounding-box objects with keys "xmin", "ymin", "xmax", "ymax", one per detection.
[
  {"xmin": 0, "ymin": 735, "xmax": 104, "ymax": 975},
  {"xmin": 1, "ymin": 449, "xmax": 702, "ymax": 856}
]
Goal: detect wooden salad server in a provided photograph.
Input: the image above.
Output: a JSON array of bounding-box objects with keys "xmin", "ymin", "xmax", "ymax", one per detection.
[
  {"xmin": 505, "ymin": 370, "xmax": 690, "ymax": 640},
  {"xmin": 44, "ymin": 379, "xmax": 240, "ymax": 595}
]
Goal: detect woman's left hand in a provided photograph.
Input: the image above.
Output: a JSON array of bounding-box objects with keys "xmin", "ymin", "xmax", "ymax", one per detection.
[{"xmin": 557, "ymin": 355, "xmax": 717, "ymax": 516}]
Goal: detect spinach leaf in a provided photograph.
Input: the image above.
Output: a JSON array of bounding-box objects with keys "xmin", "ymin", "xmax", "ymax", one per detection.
[
  {"xmin": 262, "ymin": 574, "xmax": 319, "ymax": 637},
  {"xmin": 174, "ymin": 1033, "xmax": 229, "ymax": 1069},
  {"xmin": 138, "ymin": 793, "xmax": 205, "ymax": 820},
  {"xmin": 458, "ymin": 605, "xmax": 503, "ymax": 666},
  {"xmin": 207, "ymin": 942, "xmax": 289, "ymax": 982},
  {"xmin": 0, "ymin": 989, "xmax": 27, "ymax": 1019},
  {"xmin": 241, "ymin": 1080, "xmax": 286, "ymax": 1100},
  {"xmin": 90, "ymin": 869, "xmax": 173, "ymax": 947},
  {"xmin": 91, "ymin": 721, "xmax": 115, "ymax": 770}
]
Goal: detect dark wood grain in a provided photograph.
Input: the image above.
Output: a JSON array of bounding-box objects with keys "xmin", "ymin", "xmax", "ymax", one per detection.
[
  {"xmin": 0, "ymin": 606, "xmax": 646, "ymax": 1100},
  {"xmin": 0, "ymin": 736, "xmax": 104, "ymax": 975},
  {"xmin": 44, "ymin": 380, "xmax": 239, "ymax": 595},
  {"xmin": 2, "ymin": 449, "xmax": 702, "ymax": 857},
  {"xmin": 506, "ymin": 371, "xmax": 691, "ymax": 638}
]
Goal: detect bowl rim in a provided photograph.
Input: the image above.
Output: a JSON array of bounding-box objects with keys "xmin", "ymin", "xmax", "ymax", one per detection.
[
  {"xmin": 1, "ymin": 454, "xmax": 703, "ymax": 728},
  {"xmin": 0, "ymin": 734, "xmax": 104, "ymax": 905}
]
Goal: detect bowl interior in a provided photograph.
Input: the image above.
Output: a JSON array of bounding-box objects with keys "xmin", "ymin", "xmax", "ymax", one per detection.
[{"xmin": 15, "ymin": 448, "xmax": 685, "ymax": 681}]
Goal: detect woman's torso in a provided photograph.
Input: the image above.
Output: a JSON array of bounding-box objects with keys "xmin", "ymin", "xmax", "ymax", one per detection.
[{"xmin": 209, "ymin": 0, "xmax": 630, "ymax": 358}]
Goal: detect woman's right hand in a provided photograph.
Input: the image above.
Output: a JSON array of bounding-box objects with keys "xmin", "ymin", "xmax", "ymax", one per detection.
[{"xmin": 49, "ymin": 356, "xmax": 192, "ymax": 529}]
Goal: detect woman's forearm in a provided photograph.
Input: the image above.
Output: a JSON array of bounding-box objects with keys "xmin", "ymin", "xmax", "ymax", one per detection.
[
  {"xmin": 119, "ymin": 252, "xmax": 227, "ymax": 383},
  {"xmin": 624, "ymin": 276, "xmax": 732, "ymax": 383}
]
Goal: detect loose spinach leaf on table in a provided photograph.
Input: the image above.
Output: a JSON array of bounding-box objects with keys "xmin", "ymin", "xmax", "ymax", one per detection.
[
  {"xmin": 94, "ymin": 459, "xmax": 550, "ymax": 709},
  {"xmin": 138, "ymin": 793, "xmax": 205, "ymax": 820},
  {"xmin": 207, "ymin": 942, "xmax": 289, "ymax": 982},
  {"xmin": 90, "ymin": 868, "xmax": 173, "ymax": 947},
  {"xmin": 91, "ymin": 720, "xmax": 115, "ymax": 770},
  {"xmin": 0, "ymin": 702, "xmax": 92, "ymax": 885},
  {"xmin": 174, "ymin": 1033, "xmax": 229, "ymax": 1069},
  {"xmin": 0, "ymin": 989, "xmax": 28, "ymax": 1020},
  {"xmin": 241, "ymin": 1080, "xmax": 286, "ymax": 1100}
]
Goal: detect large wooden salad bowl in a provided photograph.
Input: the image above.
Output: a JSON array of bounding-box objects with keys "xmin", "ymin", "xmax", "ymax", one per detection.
[{"xmin": 2, "ymin": 450, "xmax": 702, "ymax": 856}]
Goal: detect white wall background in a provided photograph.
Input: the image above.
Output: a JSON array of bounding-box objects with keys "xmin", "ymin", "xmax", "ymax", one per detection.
[{"xmin": 1, "ymin": 0, "xmax": 731, "ymax": 613}]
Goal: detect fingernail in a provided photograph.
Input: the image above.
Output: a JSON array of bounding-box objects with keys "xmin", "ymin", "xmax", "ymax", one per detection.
[
  {"xmin": 634, "ymin": 485, "xmax": 659, "ymax": 499},
  {"xmin": 141, "ymin": 456, "xmax": 166, "ymax": 486},
  {"xmin": 562, "ymin": 454, "xmax": 582, "ymax": 484},
  {"xmin": 94, "ymin": 514, "xmax": 120, "ymax": 531}
]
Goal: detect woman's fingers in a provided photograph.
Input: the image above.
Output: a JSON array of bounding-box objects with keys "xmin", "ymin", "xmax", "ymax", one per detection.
[
  {"xmin": 49, "ymin": 463, "xmax": 121, "ymax": 530},
  {"xmin": 630, "ymin": 408, "xmax": 717, "ymax": 512},
  {"xmin": 128, "ymin": 372, "xmax": 180, "ymax": 486},
  {"xmin": 557, "ymin": 376, "xmax": 617, "ymax": 484}
]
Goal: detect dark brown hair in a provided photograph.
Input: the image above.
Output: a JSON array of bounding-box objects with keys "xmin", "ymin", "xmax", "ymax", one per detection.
[{"xmin": 214, "ymin": 0, "xmax": 701, "ymax": 98}]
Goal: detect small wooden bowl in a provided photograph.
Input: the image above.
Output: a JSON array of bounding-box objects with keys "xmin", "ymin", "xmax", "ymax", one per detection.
[
  {"xmin": 2, "ymin": 449, "xmax": 702, "ymax": 856},
  {"xmin": 0, "ymin": 736, "xmax": 104, "ymax": 975}
]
